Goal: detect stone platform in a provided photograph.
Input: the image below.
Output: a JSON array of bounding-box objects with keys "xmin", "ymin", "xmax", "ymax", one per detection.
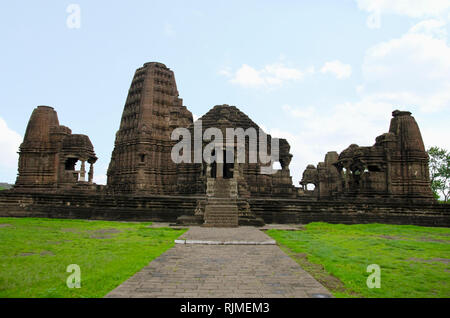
[
  {"xmin": 105, "ymin": 226, "xmax": 332, "ymax": 298},
  {"xmin": 1, "ymin": 191, "xmax": 449, "ymax": 227}
]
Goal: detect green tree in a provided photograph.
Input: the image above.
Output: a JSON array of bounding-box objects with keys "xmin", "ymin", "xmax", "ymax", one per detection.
[{"xmin": 427, "ymin": 146, "xmax": 450, "ymax": 202}]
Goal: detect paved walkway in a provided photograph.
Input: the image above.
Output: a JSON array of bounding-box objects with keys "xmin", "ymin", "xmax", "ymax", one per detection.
[
  {"xmin": 176, "ymin": 226, "xmax": 276, "ymax": 245},
  {"xmin": 106, "ymin": 226, "xmax": 332, "ymax": 298}
]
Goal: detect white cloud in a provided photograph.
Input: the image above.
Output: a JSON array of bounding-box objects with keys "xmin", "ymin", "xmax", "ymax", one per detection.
[
  {"xmin": 263, "ymin": 126, "xmax": 316, "ymax": 186},
  {"xmin": 356, "ymin": 0, "xmax": 450, "ymax": 28},
  {"xmin": 231, "ymin": 64, "xmax": 266, "ymax": 87},
  {"xmin": 263, "ymin": 63, "xmax": 308, "ymax": 83},
  {"xmin": 409, "ymin": 18, "xmax": 448, "ymax": 39},
  {"xmin": 420, "ymin": 123, "xmax": 450, "ymax": 153},
  {"xmin": 218, "ymin": 67, "xmax": 232, "ymax": 78},
  {"xmin": 222, "ymin": 60, "xmax": 353, "ymax": 88},
  {"xmin": 222, "ymin": 63, "xmax": 313, "ymax": 88},
  {"xmin": 0, "ymin": 117, "xmax": 22, "ymax": 182},
  {"xmin": 357, "ymin": 0, "xmax": 450, "ymax": 18},
  {"xmin": 93, "ymin": 174, "xmax": 107, "ymax": 185},
  {"xmin": 320, "ymin": 60, "xmax": 352, "ymax": 79},
  {"xmin": 361, "ymin": 21, "xmax": 450, "ymax": 112}
]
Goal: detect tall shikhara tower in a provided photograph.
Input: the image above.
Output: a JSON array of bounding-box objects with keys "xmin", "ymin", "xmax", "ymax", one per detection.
[{"xmin": 107, "ymin": 62, "xmax": 193, "ymax": 193}]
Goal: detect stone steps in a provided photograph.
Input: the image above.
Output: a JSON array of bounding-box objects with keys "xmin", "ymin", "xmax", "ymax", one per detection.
[
  {"xmin": 204, "ymin": 196, "xmax": 238, "ymax": 227},
  {"xmin": 204, "ymin": 178, "xmax": 240, "ymax": 227},
  {"xmin": 211, "ymin": 179, "xmax": 233, "ymax": 198}
]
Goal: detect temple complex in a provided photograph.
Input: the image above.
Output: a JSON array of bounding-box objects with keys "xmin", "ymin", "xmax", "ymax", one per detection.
[{"xmin": 1, "ymin": 62, "xmax": 448, "ymax": 227}]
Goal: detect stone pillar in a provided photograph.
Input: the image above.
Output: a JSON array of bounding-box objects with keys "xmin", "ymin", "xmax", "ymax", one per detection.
[
  {"xmin": 79, "ymin": 160, "xmax": 86, "ymax": 182},
  {"xmin": 88, "ymin": 163, "xmax": 94, "ymax": 183}
]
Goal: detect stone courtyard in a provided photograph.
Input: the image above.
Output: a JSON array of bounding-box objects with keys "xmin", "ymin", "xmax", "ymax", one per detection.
[{"xmin": 106, "ymin": 226, "xmax": 332, "ymax": 298}]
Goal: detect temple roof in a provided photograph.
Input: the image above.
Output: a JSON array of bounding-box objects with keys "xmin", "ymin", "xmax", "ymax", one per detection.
[
  {"xmin": 193, "ymin": 104, "xmax": 265, "ymax": 133},
  {"xmin": 62, "ymin": 134, "xmax": 97, "ymax": 161}
]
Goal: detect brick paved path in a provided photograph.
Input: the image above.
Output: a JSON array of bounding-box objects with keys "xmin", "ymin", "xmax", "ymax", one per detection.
[{"xmin": 106, "ymin": 226, "xmax": 332, "ymax": 298}]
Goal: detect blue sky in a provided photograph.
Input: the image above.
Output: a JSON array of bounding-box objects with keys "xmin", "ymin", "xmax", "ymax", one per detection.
[{"xmin": 1, "ymin": 0, "xmax": 450, "ymax": 185}]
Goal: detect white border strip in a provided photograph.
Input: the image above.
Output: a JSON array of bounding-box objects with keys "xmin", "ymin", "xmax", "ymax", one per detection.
[{"xmin": 174, "ymin": 239, "xmax": 276, "ymax": 245}]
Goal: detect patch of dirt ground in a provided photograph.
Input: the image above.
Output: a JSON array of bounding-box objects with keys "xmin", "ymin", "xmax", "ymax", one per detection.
[
  {"xmin": 61, "ymin": 228, "xmax": 82, "ymax": 233},
  {"xmin": 40, "ymin": 251, "xmax": 55, "ymax": 256},
  {"xmin": 47, "ymin": 240, "xmax": 72, "ymax": 245},
  {"xmin": 379, "ymin": 235, "xmax": 449, "ymax": 244},
  {"xmin": 89, "ymin": 228, "xmax": 122, "ymax": 239},
  {"xmin": 18, "ymin": 251, "xmax": 54, "ymax": 257},
  {"xmin": 285, "ymin": 250, "xmax": 362, "ymax": 297},
  {"xmin": 419, "ymin": 237, "xmax": 449, "ymax": 244},
  {"xmin": 408, "ymin": 257, "xmax": 450, "ymax": 264},
  {"xmin": 61, "ymin": 227, "xmax": 122, "ymax": 239},
  {"xmin": 93, "ymin": 228, "xmax": 122, "ymax": 234},
  {"xmin": 18, "ymin": 252, "xmax": 36, "ymax": 256}
]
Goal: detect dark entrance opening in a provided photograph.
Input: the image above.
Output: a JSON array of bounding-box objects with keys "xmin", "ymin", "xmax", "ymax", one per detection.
[
  {"xmin": 210, "ymin": 150, "xmax": 217, "ymax": 178},
  {"xmin": 65, "ymin": 158, "xmax": 78, "ymax": 170},
  {"xmin": 211, "ymin": 162, "xmax": 217, "ymax": 178},
  {"xmin": 223, "ymin": 150, "xmax": 234, "ymax": 179},
  {"xmin": 208, "ymin": 150, "xmax": 234, "ymax": 178}
]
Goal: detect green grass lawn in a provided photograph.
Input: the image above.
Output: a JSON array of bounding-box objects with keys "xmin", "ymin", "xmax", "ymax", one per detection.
[
  {"xmin": 0, "ymin": 217, "xmax": 186, "ymax": 298},
  {"xmin": 267, "ymin": 222, "xmax": 450, "ymax": 298}
]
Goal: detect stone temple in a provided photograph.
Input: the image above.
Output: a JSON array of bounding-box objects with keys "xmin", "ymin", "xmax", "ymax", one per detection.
[
  {"xmin": 1, "ymin": 62, "xmax": 449, "ymax": 227},
  {"xmin": 15, "ymin": 106, "xmax": 97, "ymax": 191}
]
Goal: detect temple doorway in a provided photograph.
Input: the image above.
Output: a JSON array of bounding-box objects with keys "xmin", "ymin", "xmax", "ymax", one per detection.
[
  {"xmin": 209, "ymin": 149, "xmax": 234, "ymax": 179},
  {"xmin": 223, "ymin": 150, "xmax": 234, "ymax": 179}
]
